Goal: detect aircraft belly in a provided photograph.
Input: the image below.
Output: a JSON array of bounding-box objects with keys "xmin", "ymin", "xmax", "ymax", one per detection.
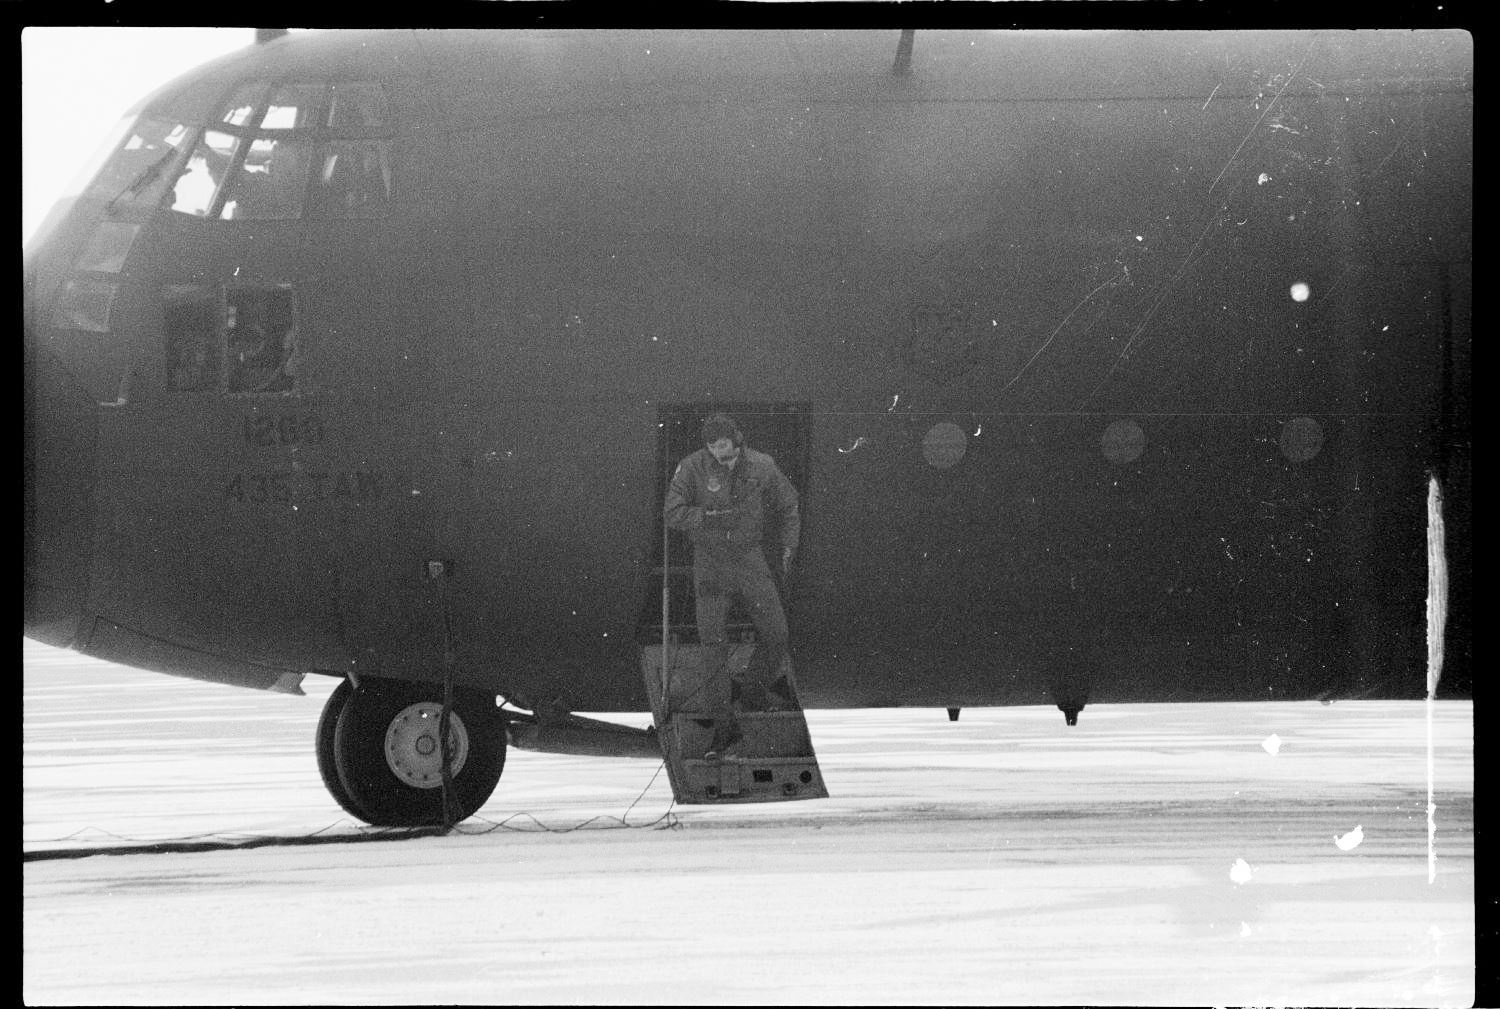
[{"xmin": 84, "ymin": 617, "xmax": 307, "ymax": 694}]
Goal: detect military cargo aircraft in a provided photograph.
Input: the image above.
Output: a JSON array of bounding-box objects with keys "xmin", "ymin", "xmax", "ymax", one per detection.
[{"xmin": 24, "ymin": 29, "xmax": 1471, "ymax": 825}]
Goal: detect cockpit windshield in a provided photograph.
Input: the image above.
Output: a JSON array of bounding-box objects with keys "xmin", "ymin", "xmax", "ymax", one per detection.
[
  {"xmin": 85, "ymin": 119, "xmax": 192, "ymax": 211},
  {"xmin": 171, "ymin": 131, "xmax": 312, "ymax": 220},
  {"xmin": 78, "ymin": 81, "xmax": 394, "ymax": 222},
  {"xmin": 176, "ymin": 79, "xmax": 393, "ymax": 221}
]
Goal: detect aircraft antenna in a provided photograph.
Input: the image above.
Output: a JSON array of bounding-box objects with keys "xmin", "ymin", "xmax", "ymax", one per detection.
[{"xmin": 893, "ymin": 30, "xmax": 915, "ymax": 75}]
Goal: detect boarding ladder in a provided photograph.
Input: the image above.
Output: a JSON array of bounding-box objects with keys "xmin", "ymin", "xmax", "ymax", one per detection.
[{"xmin": 641, "ymin": 636, "xmax": 828, "ymax": 804}]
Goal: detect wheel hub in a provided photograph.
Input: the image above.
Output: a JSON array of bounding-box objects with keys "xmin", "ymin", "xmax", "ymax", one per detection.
[{"xmin": 383, "ymin": 702, "xmax": 469, "ymax": 788}]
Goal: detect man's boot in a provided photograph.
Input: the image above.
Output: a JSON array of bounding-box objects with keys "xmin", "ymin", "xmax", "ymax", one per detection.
[
  {"xmin": 766, "ymin": 674, "xmax": 797, "ymax": 711},
  {"xmin": 732, "ymin": 678, "xmax": 771, "ymax": 712},
  {"xmin": 704, "ymin": 718, "xmax": 743, "ymax": 761}
]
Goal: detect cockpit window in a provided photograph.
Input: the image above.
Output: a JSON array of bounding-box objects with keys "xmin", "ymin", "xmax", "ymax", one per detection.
[
  {"xmin": 219, "ymin": 137, "xmax": 312, "ymax": 220},
  {"xmin": 51, "ymin": 278, "xmax": 118, "ymax": 333},
  {"xmin": 326, "ymin": 81, "xmax": 389, "ymax": 131},
  {"xmin": 74, "ymin": 222, "xmax": 140, "ymax": 273},
  {"xmin": 225, "ymin": 286, "xmax": 298, "ymax": 393},
  {"xmin": 171, "ymin": 130, "xmax": 236, "ymax": 216},
  {"xmin": 166, "ymin": 79, "xmax": 391, "ymax": 221},
  {"xmin": 163, "ymin": 283, "xmax": 298, "ymax": 394},
  {"xmin": 309, "ymin": 141, "xmax": 392, "ymax": 218},
  {"xmin": 168, "ymin": 130, "xmax": 313, "ymax": 221},
  {"xmin": 86, "ymin": 119, "xmax": 192, "ymax": 210},
  {"xmin": 219, "ymin": 82, "xmax": 270, "ymax": 127},
  {"xmin": 263, "ymin": 82, "xmax": 327, "ymax": 130},
  {"xmin": 163, "ymin": 285, "xmax": 222, "ymax": 391},
  {"xmin": 76, "ymin": 80, "xmax": 397, "ymax": 223}
]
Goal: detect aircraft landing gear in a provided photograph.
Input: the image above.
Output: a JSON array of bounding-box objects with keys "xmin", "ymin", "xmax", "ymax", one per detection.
[
  {"xmin": 1050, "ymin": 675, "xmax": 1089, "ymax": 727},
  {"xmin": 319, "ymin": 676, "xmax": 507, "ymax": 827},
  {"xmin": 316, "ymin": 678, "xmax": 363, "ymax": 819}
]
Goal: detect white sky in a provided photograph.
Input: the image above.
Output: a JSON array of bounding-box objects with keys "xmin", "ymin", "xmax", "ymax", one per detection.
[{"xmin": 20, "ymin": 27, "xmax": 257, "ymax": 244}]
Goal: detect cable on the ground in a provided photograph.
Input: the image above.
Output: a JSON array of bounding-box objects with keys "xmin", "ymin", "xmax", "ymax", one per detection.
[{"xmin": 24, "ymin": 754, "xmax": 683, "ymax": 860}]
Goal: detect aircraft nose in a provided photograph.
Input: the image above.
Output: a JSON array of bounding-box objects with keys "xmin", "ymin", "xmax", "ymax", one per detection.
[{"xmin": 25, "ymin": 340, "xmax": 99, "ymax": 650}]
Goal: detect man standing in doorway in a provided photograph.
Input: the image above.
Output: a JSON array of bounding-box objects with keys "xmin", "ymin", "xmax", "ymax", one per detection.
[{"xmin": 664, "ymin": 413, "xmax": 801, "ymax": 758}]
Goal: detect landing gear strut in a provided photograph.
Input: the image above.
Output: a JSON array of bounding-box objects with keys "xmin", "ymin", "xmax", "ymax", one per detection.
[{"xmin": 317, "ymin": 676, "xmax": 507, "ymax": 826}]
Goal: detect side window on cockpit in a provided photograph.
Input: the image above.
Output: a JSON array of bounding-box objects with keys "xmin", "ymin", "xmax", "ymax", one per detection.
[
  {"xmin": 163, "ymin": 284, "xmax": 298, "ymax": 394},
  {"xmin": 326, "ymin": 81, "xmax": 389, "ymax": 131},
  {"xmin": 309, "ymin": 141, "xmax": 392, "ymax": 218},
  {"xmin": 309, "ymin": 82, "xmax": 393, "ymax": 219},
  {"xmin": 225, "ymin": 286, "xmax": 298, "ymax": 394},
  {"xmin": 163, "ymin": 285, "xmax": 222, "ymax": 392}
]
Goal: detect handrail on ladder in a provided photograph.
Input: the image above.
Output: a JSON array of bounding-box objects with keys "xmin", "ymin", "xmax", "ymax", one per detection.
[{"xmin": 660, "ymin": 446, "xmax": 672, "ymax": 717}]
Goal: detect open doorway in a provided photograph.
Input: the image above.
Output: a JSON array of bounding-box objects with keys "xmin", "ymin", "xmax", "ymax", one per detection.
[{"xmin": 636, "ymin": 401, "xmax": 812, "ymax": 644}]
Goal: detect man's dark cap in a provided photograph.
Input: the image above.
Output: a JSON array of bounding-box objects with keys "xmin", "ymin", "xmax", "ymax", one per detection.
[{"xmin": 701, "ymin": 413, "xmax": 741, "ymax": 445}]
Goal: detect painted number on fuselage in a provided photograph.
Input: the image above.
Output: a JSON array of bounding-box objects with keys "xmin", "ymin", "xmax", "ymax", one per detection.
[
  {"xmin": 243, "ymin": 412, "xmax": 325, "ymax": 448},
  {"xmin": 224, "ymin": 470, "xmax": 391, "ymax": 505}
]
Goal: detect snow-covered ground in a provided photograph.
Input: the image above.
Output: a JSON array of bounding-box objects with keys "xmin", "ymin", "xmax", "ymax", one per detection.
[{"xmin": 23, "ymin": 640, "xmax": 1474, "ymax": 1006}]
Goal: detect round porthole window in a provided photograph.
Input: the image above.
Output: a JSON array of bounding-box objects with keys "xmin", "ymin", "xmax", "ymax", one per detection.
[
  {"xmin": 1280, "ymin": 417, "xmax": 1323, "ymax": 462},
  {"xmin": 922, "ymin": 422, "xmax": 968, "ymax": 469},
  {"xmin": 1100, "ymin": 419, "xmax": 1145, "ymax": 464}
]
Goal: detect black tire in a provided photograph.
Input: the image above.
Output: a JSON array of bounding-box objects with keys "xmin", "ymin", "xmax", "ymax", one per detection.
[
  {"xmin": 332, "ymin": 677, "xmax": 507, "ymax": 827},
  {"xmin": 315, "ymin": 678, "xmax": 371, "ymax": 822}
]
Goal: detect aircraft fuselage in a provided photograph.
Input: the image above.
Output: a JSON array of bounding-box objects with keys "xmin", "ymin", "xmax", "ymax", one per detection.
[{"xmin": 25, "ymin": 29, "xmax": 1472, "ymax": 718}]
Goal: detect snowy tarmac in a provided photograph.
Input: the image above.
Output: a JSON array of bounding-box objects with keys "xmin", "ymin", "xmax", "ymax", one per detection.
[{"xmin": 23, "ymin": 640, "xmax": 1475, "ymax": 1006}]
